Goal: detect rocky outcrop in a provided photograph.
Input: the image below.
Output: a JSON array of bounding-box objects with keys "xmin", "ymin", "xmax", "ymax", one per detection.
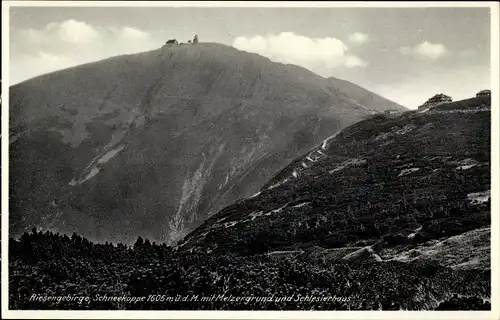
[
  {"xmin": 341, "ymin": 240, "xmax": 385, "ymax": 263},
  {"xmin": 384, "ymin": 109, "xmax": 401, "ymax": 115}
]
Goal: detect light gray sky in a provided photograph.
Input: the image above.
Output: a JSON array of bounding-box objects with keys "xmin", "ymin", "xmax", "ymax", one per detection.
[{"xmin": 9, "ymin": 6, "xmax": 491, "ymax": 108}]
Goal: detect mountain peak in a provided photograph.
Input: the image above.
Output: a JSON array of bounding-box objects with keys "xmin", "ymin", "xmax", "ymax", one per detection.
[{"xmin": 10, "ymin": 42, "xmax": 405, "ymax": 244}]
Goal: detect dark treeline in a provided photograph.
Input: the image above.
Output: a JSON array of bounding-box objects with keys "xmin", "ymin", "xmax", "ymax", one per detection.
[{"xmin": 9, "ymin": 229, "xmax": 490, "ymax": 311}]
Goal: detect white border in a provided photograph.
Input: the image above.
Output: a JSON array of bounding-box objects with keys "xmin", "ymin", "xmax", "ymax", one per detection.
[
  {"xmin": 1, "ymin": 1, "xmax": 498, "ymax": 7},
  {"xmin": 2, "ymin": 1, "xmax": 499, "ymax": 319}
]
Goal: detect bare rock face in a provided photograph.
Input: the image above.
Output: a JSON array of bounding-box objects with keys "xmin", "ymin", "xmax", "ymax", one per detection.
[{"xmin": 9, "ymin": 43, "xmax": 404, "ymax": 245}]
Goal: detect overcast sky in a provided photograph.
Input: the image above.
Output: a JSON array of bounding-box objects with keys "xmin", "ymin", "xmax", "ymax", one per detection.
[{"xmin": 8, "ymin": 6, "xmax": 492, "ymax": 108}]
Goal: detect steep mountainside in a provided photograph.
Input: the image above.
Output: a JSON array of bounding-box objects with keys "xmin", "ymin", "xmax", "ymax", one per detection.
[
  {"xmin": 327, "ymin": 77, "xmax": 408, "ymax": 111},
  {"xmin": 9, "ymin": 42, "xmax": 404, "ymax": 244},
  {"xmin": 180, "ymin": 96, "xmax": 491, "ymax": 264}
]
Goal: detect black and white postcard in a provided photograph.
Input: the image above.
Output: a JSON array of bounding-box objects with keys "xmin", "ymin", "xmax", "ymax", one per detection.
[{"xmin": 1, "ymin": 1, "xmax": 499, "ymax": 319}]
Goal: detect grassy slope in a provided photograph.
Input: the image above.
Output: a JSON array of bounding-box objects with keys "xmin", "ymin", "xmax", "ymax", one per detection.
[
  {"xmin": 180, "ymin": 97, "xmax": 491, "ymax": 256},
  {"xmin": 327, "ymin": 76, "xmax": 409, "ymax": 111}
]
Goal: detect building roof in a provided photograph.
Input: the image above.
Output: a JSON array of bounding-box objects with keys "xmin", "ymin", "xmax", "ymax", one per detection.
[
  {"xmin": 427, "ymin": 93, "xmax": 452, "ymax": 101},
  {"xmin": 423, "ymin": 94, "xmax": 452, "ymax": 105},
  {"xmin": 417, "ymin": 93, "xmax": 453, "ymax": 108},
  {"xmin": 477, "ymin": 89, "xmax": 491, "ymax": 94}
]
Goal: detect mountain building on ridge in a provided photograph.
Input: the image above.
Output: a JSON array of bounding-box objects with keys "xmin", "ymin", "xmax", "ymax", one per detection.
[
  {"xmin": 164, "ymin": 35, "xmax": 198, "ymax": 47},
  {"xmin": 476, "ymin": 89, "xmax": 491, "ymax": 97},
  {"xmin": 418, "ymin": 93, "xmax": 452, "ymax": 109}
]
